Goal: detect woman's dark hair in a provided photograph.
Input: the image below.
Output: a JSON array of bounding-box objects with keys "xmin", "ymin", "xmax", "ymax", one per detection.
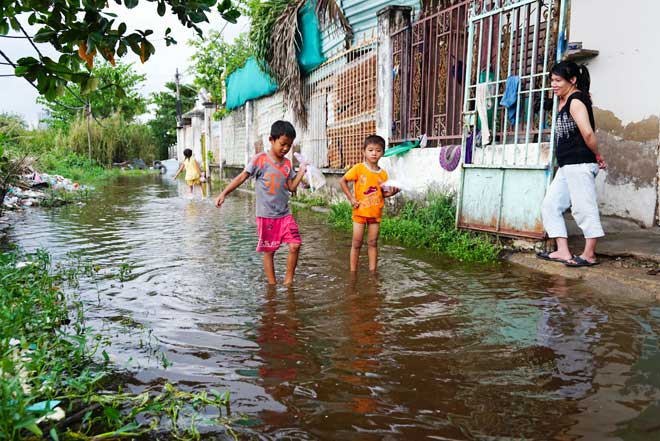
[
  {"xmin": 551, "ymin": 61, "xmax": 591, "ymax": 101},
  {"xmin": 270, "ymin": 120, "xmax": 296, "ymax": 140},
  {"xmin": 363, "ymin": 134, "xmax": 386, "ymax": 150},
  {"xmin": 183, "ymin": 148, "xmax": 192, "ymax": 158}
]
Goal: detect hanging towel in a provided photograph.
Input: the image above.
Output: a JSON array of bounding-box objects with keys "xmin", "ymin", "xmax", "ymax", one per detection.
[
  {"xmin": 499, "ymin": 75, "xmax": 520, "ymax": 125},
  {"xmin": 475, "ymin": 83, "xmax": 491, "ymax": 145}
]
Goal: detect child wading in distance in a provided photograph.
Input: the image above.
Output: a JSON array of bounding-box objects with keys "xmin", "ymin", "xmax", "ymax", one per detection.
[
  {"xmin": 214, "ymin": 121, "xmax": 307, "ymax": 285},
  {"xmin": 340, "ymin": 135, "xmax": 399, "ymax": 272},
  {"xmin": 173, "ymin": 148, "xmax": 203, "ymax": 196}
]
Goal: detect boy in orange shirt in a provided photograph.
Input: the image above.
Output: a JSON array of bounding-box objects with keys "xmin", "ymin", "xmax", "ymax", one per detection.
[{"xmin": 340, "ymin": 135, "xmax": 399, "ymax": 272}]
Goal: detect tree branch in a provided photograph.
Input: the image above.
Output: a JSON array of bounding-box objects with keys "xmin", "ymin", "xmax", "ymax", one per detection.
[
  {"xmin": 19, "ymin": 23, "xmax": 45, "ymax": 59},
  {"xmin": 0, "ymin": 48, "xmax": 84, "ymax": 111}
]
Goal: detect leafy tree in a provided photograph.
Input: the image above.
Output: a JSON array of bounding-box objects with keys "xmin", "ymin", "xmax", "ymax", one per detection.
[
  {"xmin": 38, "ymin": 62, "xmax": 147, "ymax": 131},
  {"xmin": 0, "ymin": 0, "xmax": 242, "ymax": 103},
  {"xmin": 0, "ymin": 114, "xmax": 28, "ymax": 215},
  {"xmin": 188, "ymin": 30, "xmax": 253, "ymax": 105},
  {"xmin": 148, "ymin": 82, "xmax": 197, "ymax": 159}
]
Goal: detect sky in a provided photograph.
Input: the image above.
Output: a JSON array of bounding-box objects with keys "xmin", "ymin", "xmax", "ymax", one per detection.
[{"xmin": 0, "ymin": 3, "xmax": 249, "ymax": 126}]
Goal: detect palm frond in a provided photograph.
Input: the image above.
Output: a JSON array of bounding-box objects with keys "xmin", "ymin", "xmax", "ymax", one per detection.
[
  {"xmin": 269, "ymin": 0, "xmax": 307, "ymax": 126},
  {"xmin": 256, "ymin": 0, "xmax": 354, "ymax": 128},
  {"xmin": 315, "ymin": 0, "xmax": 353, "ymax": 47}
]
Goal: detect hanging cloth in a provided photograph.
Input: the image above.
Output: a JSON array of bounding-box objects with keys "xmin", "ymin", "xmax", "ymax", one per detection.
[
  {"xmin": 499, "ymin": 75, "xmax": 520, "ymax": 125},
  {"xmin": 475, "ymin": 83, "xmax": 491, "ymax": 145}
]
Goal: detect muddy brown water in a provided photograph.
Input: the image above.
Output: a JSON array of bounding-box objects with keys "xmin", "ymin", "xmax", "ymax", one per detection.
[{"xmin": 8, "ymin": 175, "xmax": 660, "ymax": 440}]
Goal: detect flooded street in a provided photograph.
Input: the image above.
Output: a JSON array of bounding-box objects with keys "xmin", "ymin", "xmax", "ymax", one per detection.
[{"xmin": 9, "ymin": 175, "xmax": 660, "ymax": 440}]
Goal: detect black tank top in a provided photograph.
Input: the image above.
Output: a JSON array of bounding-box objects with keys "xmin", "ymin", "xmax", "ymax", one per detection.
[{"xmin": 555, "ymin": 91, "xmax": 597, "ymax": 167}]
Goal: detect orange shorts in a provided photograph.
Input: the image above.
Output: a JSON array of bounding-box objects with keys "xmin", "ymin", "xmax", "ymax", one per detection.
[{"xmin": 352, "ymin": 214, "xmax": 381, "ymax": 224}]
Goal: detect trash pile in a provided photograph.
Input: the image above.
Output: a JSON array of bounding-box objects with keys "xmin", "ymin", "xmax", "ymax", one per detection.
[{"xmin": 3, "ymin": 170, "xmax": 89, "ymax": 210}]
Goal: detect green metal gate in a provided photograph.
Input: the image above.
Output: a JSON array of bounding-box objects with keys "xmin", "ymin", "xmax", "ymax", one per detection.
[{"xmin": 456, "ymin": 0, "xmax": 567, "ymax": 239}]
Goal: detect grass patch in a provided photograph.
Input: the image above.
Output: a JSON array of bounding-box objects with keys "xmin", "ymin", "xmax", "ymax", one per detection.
[
  {"xmin": 0, "ymin": 249, "xmax": 236, "ymax": 440},
  {"xmin": 328, "ymin": 195, "xmax": 501, "ymax": 263},
  {"xmin": 38, "ymin": 152, "xmax": 153, "ymax": 186},
  {"xmin": 291, "ymin": 190, "xmax": 328, "ymax": 207}
]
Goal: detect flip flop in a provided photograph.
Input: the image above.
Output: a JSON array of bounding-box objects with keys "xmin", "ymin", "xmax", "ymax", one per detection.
[
  {"xmin": 535, "ymin": 251, "xmax": 568, "ymax": 263},
  {"xmin": 564, "ymin": 256, "xmax": 600, "ymax": 267}
]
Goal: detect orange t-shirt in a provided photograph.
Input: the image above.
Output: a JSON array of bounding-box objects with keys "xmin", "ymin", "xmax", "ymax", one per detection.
[{"xmin": 343, "ymin": 163, "xmax": 388, "ymax": 219}]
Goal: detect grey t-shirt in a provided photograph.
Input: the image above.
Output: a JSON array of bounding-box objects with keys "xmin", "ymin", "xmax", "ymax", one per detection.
[{"xmin": 245, "ymin": 152, "xmax": 295, "ymax": 218}]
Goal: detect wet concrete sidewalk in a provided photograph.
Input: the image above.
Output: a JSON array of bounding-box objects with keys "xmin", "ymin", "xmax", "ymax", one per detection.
[
  {"xmin": 507, "ymin": 216, "xmax": 660, "ymax": 302},
  {"xmin": 569, "ymin": 215, "xmax": 660, "ymax": 263}
]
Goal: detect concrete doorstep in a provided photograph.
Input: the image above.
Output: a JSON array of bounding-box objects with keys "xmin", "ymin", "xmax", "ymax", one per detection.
[
  {"xmin": 505, "ymin": 215, "xmax": 660, "ymax": 302},
  {"xmin": 505, "ymin": 252, "xmax": 660, "ymax": 302}
]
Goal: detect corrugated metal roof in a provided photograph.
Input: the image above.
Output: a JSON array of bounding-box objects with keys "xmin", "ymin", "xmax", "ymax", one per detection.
[{"xmin": 321, "ymin": 0, "xmax": 419, "ymax": 56}]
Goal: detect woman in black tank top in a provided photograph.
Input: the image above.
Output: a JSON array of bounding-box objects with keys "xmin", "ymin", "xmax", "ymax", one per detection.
[{"xmin": 538, "ymin": 61, "xmax": 607, "ymax": 267}]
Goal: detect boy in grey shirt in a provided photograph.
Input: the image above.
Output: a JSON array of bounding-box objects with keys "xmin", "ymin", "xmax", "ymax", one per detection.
[{"xmin": 215, "ymin": 121, "xmax": 307, "ymax": 285}]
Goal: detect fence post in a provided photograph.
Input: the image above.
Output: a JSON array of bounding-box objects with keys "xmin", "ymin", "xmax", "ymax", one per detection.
[
  {"xmin": 245, "ymin": 100, "xmax": 254, "ymax": 167},
  {"xmin": 376, "ymin": 5, "xmax": 412, "ymax": 144},
  {"xmin": 203, "ymin": 100, "xmax": 214, "ymax": 178}
]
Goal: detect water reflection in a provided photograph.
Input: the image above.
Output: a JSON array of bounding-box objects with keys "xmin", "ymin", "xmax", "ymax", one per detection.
[{"xmin": 7, "ymin": 175, "xmax": 660, "ymax": 440}]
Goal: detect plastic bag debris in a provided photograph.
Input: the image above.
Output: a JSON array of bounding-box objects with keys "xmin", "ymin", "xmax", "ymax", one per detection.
[{"xmin": 293, "ymin": 152, "xmax": 326, "ymax": 191}]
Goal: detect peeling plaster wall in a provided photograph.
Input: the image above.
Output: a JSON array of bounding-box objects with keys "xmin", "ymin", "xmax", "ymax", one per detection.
[
  {"xmin": 570, "ymin": 0, "xmax": 660, "ymax": 227},
  {"xmin": 380, "ymin": 148, "xmax": 460, "ymax": 196}
]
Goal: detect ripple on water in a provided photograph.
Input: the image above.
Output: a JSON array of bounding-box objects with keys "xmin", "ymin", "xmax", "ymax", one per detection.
[{"xmin": 9, "ymin": 175, "xmax": 660, "ymax": 440}]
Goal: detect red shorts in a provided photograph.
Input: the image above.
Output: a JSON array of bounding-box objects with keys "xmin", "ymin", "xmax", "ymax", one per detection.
[
  {"xmin": 256, "ymin": 214, "xmax": 301, "ymax": 252},
  {"xmin": 352, "ymin": 214, "xmax": 381, "ymax": 224}
]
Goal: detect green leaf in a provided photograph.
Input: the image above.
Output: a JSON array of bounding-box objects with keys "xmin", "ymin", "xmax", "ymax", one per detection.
[
  {"xmin": 157, "ymin": 1, "xmax": 166, "ymax": 16},
  {"xmin": 0, "ymin": 20, "xmax": 10, "ymax": 35},
  {"xmin": 125, "ymin": 0, "xmax": 138, "ymax": 8},
  {"xmin": 81, "ymin": 76, "xmax": 100, "ymax": 94},
  {"xmin": 14, "ymin": 66, "xmax": 30, "ymax": 76},
  {"xmin": 50, "ymin": 428, "xmax": 60, "ymax": 441},
  {"xmin": 117, "ymin": 41, "xmax": 127, "ymax": 56},
  {"xmin": 33, "ymin": 29, "xmax": 58, "ymax": 43},
  {"xmin": 220, "ymin": 0, "xmax": 232, "ymax": 12},
  {"xmin": 9, "ymin": 17, "xmax": 20, "ymax": 31},
  {"xmin": 118, "ymin": 22, "xmax": 127, "ymax": 35},
  {"xmin": 16, "ymin": 57, "xmax": 40, "ymax": 66},
  {"xmin": 128, "ymin": 40, "xmax": 141, "ymax": 56},
  {"xmin": 115, "ymin": 422, "xmax": 141, "ymax": 434},
  {"xmin": 221, "ymin": 9, "xmax": 241, "ymax": 24},
  {"xmin": 115, "ymin": 85, "xmax": 126, "ymax": 99},
  {"xmin": 189, "ymin": 12, "xmax": 207, "ymax": 23},
  {"xmin": 103, "ymin": 406, "xmax": 121, "ymax": 423},
  {"xmin": 15, "ymin": 418, "xmax": 43, "ymax": 437},
  {"xmin": 45, "ymin": 82, "xmax": 58, "ymax": 100}
]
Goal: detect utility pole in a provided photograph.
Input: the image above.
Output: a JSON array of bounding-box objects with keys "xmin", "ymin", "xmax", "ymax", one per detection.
[
  {"xmin": 85, "ymin": 101, "xmax": 92, "ymax": 161},
  {"xmin": 175, "ymin": 68, "xmax": 182, "ymax": 127}
]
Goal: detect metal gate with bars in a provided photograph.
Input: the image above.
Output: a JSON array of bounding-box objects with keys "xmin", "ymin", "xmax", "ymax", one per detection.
[
  {"xmin": 391, "ymin": 1, "xmax": 470, "ymax": 146},
  {"xmin": 456, "ymin": 0, "xmax": 567, "ymax": 238}
]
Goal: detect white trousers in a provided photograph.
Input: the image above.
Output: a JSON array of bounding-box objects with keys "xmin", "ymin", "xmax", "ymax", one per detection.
[{"xmin": 541, "ymin": 163, "xmax": 604, "ymax": 239}]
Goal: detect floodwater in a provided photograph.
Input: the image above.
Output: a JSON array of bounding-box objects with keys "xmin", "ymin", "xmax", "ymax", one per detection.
[{"xmin": 9, "ymin": 175, "xmax": 660, "ymax": 440}]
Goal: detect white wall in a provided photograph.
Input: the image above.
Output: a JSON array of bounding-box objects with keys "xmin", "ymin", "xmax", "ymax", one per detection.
[
  {"xmin": 219, "ymin": 107, "xmax": 246, "ymax": 167},
  {"xmin": 191, "ymin": 116, "xmax": 203, "ymax": 163},
  {"xmin": 570, "ymin": 0, "xmax": 660, "ymax": 227},
  {"xmin": 570, "ymin": 0, "xmax": 660, "ymax": 125},
  {"xmin": 380, "ymin": 147, "xmax": 460, "ymax": 196}
]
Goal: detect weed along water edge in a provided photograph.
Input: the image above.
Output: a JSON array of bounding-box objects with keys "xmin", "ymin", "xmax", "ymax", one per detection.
[{"xmin": 6, "ymin": 174, "xmax": 660, "ymax": 440}]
